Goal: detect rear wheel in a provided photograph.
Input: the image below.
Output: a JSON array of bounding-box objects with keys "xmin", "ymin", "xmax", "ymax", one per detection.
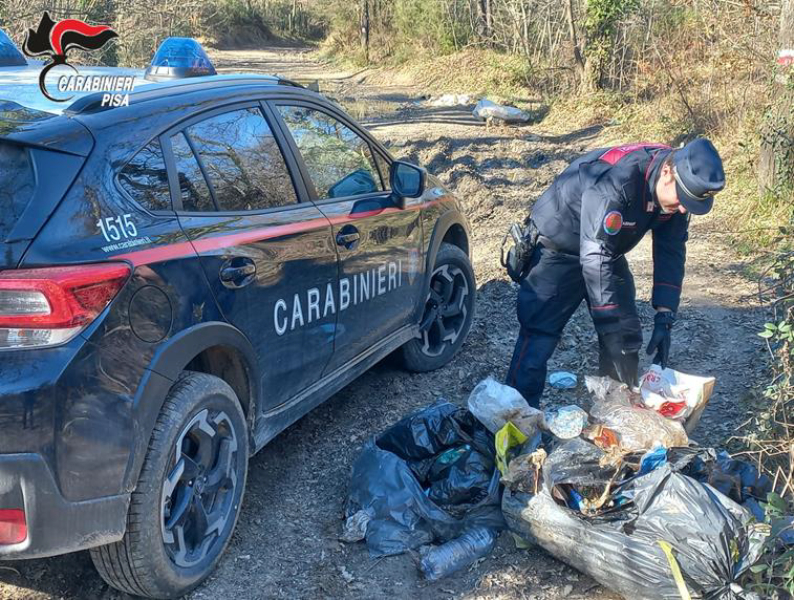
[
  {"xmin": 91, "ymin": 372, "xmax": 248, "ymax": 599},
  {"xmin": 401, "ymin": 242, "xmax": 476, "ymax": 372}
]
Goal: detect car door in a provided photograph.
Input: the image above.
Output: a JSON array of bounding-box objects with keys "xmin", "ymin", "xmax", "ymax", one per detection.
[
  {"xmin": 163, "ymin": 102, "xmax": 339, "ymax": 410},
  {"xmin": 270, "ymin": 101, "xmax": 424, "ymax": 373}
]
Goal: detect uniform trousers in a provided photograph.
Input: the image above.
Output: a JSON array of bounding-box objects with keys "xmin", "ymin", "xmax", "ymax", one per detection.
[{"xmin": 506, "ymin": 244, "xmax": 642, "ymax": 408}]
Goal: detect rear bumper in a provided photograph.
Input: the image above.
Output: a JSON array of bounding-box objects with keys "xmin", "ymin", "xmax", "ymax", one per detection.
[{"xmin": 0, "ymin": 453, "xmax": 129, "ymax": 559}]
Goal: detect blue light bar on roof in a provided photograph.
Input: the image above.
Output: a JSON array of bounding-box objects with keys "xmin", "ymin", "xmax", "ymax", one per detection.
[
  {"xmin": 0, "ymin": 29, "xmax": 26, "ymax": 67},
  {"xmin": 144, "ymin": 37, "xmax": 216, "ymax": 82}
]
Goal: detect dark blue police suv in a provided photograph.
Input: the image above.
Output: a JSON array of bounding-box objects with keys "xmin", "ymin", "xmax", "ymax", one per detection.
[{"xmin": 0, "ymin": 35, "xmax": 475, "ymax": 597}]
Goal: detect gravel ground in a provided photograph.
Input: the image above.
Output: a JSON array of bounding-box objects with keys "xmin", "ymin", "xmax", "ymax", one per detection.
[{"xmin": 0, "ymin": 46, "xmax": 768, "ymax": 600}]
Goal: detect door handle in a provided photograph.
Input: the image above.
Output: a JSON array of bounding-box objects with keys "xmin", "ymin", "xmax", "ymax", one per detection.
[
  {"xmin": 220, "ymin": 264, "xmax": 256, "ymax": 281},
  {"xmin": 336, "ymin": 232, "xmax": 360, "ymax": 245},
  {"xmin": 219, "ymin": 259, "xmax": 256, "ymax": 288}
]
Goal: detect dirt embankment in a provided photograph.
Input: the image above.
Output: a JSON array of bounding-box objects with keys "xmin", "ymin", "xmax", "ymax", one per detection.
[{"xmin": 0, "ymin": 47, "xmax": 767, "ymax": 600}]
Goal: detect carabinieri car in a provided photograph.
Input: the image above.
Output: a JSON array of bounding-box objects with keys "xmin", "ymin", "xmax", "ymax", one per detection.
[{"xmin": 0, "ymin": 36, "xmax": 475, "ymax": 597}]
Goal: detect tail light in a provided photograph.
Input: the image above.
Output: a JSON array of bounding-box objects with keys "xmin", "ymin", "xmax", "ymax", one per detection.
[
  {"xmin": 0, "ymin": 509, "xmax": 26, "ymax": 545},
  {"xmin": 0, "ymin": 263, "xmax": 131, "ymax": 349}
]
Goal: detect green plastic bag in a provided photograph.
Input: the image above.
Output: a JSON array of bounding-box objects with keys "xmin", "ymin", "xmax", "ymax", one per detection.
[{"xmin": 495, "ymin": 422, "xmax": 528, "ymax": 476}]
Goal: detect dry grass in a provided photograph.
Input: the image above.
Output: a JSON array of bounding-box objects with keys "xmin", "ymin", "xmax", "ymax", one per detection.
[
  {"xmin": 338, "ymin": 38, "xmax": 789, "ymax": 251},
  {"xmin": 346, "ymin": 47, "xmax": 541, "ymax": 103}
]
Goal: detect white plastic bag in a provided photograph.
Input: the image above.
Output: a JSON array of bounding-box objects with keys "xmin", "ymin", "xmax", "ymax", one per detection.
[
  {"xmin": 473, "ymin": 99, "xmax": 530, "ymax": 123},
  {"xmin": 467, "ymin": 377, "xmax": 543, "ymax": 437},
  {"xmin": 639, "ymin": 365, "xmax": 715, "ymax": 421},
  {"xmin": 429, "ymin": 93, "xmax": 474, "ymax": 107}
]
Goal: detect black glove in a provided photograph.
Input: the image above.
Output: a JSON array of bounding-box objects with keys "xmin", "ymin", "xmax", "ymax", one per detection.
[
  {"xmin": 646, "ymin": 311, "xmax": 675, "ymax": 368},
  {"xmin": 601, "ymin": 330, "xmax": 639, "ymax": 387}
]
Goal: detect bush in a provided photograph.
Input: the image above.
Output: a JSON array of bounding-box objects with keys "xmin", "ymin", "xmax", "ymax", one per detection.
[
  {"xmin": 735, "ymin": 249, "xmax": 793, "ymax": 597},
  {"xmin": 745, "ymin": 250, "xmax": 794, "ymax": 499},
  {"xmin": 0, "ymin": 0, "xmax": 325, "ymax": 69}
]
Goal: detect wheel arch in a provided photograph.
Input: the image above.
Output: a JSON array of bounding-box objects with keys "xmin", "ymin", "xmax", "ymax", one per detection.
[
  {"xmin": 122, "ymin": 322, "xmax": 260, "ymax": 492},
  {"xmin": 416, "ymin": 210, "xmax": 471, "ymax": 321},
  {"xmin": 441, "ymin": 222, "xmax": 470, "ymax": 257}
]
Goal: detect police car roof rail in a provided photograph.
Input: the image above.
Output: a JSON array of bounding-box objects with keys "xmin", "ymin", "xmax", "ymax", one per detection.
[{"xmin": 65, "ymin": 74, "xmax": 302, "ymax": 115}]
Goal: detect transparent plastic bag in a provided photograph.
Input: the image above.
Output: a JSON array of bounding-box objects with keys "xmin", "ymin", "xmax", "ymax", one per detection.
[
  {"xmin": 546, "ymin": 405, "xmax": 589, "ymax": 439},
  {"xmin": 585, "ymin": 376, "xmax": 688, "ymax": 451},
  {"xmin": 585, "ymin": 375, "xmax": 634, "ymax": 405},
  {"xmin": 467, "ymin": 377, "xmax": 543, "ymax": 437}
]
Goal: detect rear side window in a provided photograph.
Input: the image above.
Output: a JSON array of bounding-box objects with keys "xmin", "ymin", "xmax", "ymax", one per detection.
[
  {"xmin": 277, "ymin": 105, "xmax": 383, "ymax": 200},
  {"xmin": 185, "ymin": 107, "xmax": 297, "ymax": 212},
  {"xmin": 0, "ymin": 142, "xmax": 35, "ymax": 240},
  {"xmin": 118, "ymin": 139, "xmax": 171, "ymax": 212},
  {"xmin": 170, "ymin": 133, "xmax": 214, "ymax": 212}
]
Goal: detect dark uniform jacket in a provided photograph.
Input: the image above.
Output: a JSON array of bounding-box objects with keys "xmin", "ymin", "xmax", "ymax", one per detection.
[{"xmin": 530, "ymin": 143, "xmax": 689, "ymax": 329}]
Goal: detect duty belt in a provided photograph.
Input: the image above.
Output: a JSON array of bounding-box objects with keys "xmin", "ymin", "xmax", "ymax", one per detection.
[{"xmin": 537, "ymin": 235, "xmax": 568, "ymax": 254}]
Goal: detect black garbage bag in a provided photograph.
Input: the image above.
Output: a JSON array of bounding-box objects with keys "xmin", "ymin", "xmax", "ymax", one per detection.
[
  {"xmin": 714, "ymin": 451, "xmax": 773, "ymax": 502},
  {"xmin": 597, "ymin": 446, "xmax": 765, "ymax": 513},
  {"xmin": 346, "ymin": 401, "xmax": 505, "ymax": 557},
  {"xmin": 427, "ymin": 445, "xmax": 495, "ymax": 509},
  {"xmin": 503, "ymin": 440, "xmax": 768, "ymax": 600},
  {"xmin": 660, "ymin": 447, "xmax": 773, "ymax": 504},
  {"xmin": 376, "ymin": 401, "xmax": 475, "ymax": 460}
]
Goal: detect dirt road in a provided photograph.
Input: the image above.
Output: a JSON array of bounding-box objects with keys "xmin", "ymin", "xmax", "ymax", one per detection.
[{"xmin": 0, "ymin": 47, "xmax": 768, "ymax": 600}]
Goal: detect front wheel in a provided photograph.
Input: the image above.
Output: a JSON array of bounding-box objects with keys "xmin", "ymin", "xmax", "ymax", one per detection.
[
  {"xmin": 91, "ymin": 372, "xmax": 248, "ymax": 599},
  {"xmin": 401, "ymin": 242, "xmax": 476, "ymax": 372}
]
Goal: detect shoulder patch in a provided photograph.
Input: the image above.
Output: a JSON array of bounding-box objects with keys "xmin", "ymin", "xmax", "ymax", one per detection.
[{"xmin": 603, "ymin": 211, "xmax": 623, "ymax": 235}]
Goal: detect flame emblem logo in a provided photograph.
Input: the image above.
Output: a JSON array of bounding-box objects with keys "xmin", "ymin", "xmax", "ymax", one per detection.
[{"xmin": 22, "ymin": 12, "xmax": 118, "ymax": 102}]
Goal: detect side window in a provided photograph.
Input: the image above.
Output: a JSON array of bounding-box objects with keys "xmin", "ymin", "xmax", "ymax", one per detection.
[
  {"xmin": 118, "ymin": 139, "xmax": 171, "ymax": 212},
  {"xmin": 170, "ymin": 133, "xmax": 214, "ymax": 212},
  {"xmin": 277, "ymin": 105, "xmax": 383, "ymax": 200},
  {"xmin": 186, "ymin": 107, "xmax": 297, "ymax": 211}
]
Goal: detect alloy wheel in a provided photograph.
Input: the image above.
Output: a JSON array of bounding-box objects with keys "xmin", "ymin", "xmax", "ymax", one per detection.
[
  {"xmin": 161, "ymin": 408, "xmax": 239, "ymax": 568},
  {"xmin": 418, "ymin": 264, "xmax": 470, "ymax": 357}
]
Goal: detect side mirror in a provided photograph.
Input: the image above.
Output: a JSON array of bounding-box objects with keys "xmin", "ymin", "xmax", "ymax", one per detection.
[{"xmin": 390, "ymin": 161, "xmax": 427, "ymax": 207}]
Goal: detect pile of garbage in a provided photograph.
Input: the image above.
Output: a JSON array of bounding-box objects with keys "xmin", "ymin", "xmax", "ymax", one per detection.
[
  {"xmin": 343, "ymin": 369, "xmax": 792, "ymax": 597},
  {"xmin": 503, "ymin": 440, "xmax": 772, "ymax": 599},
  {"xmin": 343, "ymin": 401, "xmax": 505, "ymax": 579}
]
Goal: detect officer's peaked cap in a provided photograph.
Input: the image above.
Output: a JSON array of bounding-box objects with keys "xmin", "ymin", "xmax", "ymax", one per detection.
[{"xmin": 672, "ymin": 138, "xmax": 725, "ymax": 215}]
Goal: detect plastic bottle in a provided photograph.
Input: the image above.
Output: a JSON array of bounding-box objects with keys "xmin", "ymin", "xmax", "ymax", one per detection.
[{"xmin": 418, "ymin": 527, "xmax": 498, "ymax": 580}]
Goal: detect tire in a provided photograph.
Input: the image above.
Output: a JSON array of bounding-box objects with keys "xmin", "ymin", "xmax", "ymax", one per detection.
[
  {"xmin": 91, "ymin": 372, "xmax": 248, "ymax": 599},
  {"xmin": 401, "ymin": 242, "xmax": 476, "ymax": 372}
]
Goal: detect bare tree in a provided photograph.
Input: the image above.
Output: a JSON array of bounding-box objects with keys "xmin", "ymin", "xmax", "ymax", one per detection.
[
  {"xmin": 360, "ymin": 0, "xmax": 370, "ymax": 63},
  {"xmin": 566, "ymin": 0, "xmax": 585, "ymax": 83},
  {"xmin": 759, "ymin": 0, "xmax": 794, "ymax": 199},
  {"xmin": 477, "ymin": 0, "xmax": 492, "ymax": 45}
]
